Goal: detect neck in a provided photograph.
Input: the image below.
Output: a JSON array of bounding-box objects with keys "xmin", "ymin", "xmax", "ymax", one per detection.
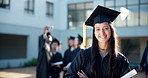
[
  {"xmin": 74, "ymin": 45, "xmax": 78, "ymax": 48},
  {"xmin": 98, "ymin": 42, "xmax": 108, "ymax": 50}
]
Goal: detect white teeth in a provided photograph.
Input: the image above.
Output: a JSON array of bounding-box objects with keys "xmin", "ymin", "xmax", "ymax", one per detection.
[{"xmin": 101, "ymin": 36, "xmax": 106, "ymax": 38}]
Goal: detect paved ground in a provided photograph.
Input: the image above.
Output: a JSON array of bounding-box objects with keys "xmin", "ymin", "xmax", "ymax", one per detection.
[
  {"xmin": 0, "ymin": 66, "xmax": 145, "ymax": 78},
  {"xmin": 0, "ymin": 67, "xmax": 36, "ymax": 78}
]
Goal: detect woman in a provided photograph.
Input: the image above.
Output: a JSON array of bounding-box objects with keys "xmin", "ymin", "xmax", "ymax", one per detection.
[
  {"xmin": 65, "ymin": 5, "xmax": 131, "ymax": 78},
  {"xmin": 63, "ymin": 36, "xmax": 75, "ymax": 78}
]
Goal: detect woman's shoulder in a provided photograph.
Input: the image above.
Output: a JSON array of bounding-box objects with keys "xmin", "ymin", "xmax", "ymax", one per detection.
[
  {"xmin": 82, "ymin": 47, "xmax": 91, "ymax": 52},
  {"xmin": 56, "ymin": 52, "xmax": 62, "ymax": 55},
  {"xmin": 116, "ymin": 52, "xmax": 129, "ymax": 62},
  {"xmin": 79, "ymin": 47, "xmax": 92, "ymax": 58},
  {"xmin": 81, "ymin": 47, "xmax": 91, "ymax": 54}
]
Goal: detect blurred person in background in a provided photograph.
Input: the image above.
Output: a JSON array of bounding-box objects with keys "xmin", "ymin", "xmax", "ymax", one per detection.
[
  {"xmin": 74, "ymin": 34, "xmax": 83, "ymax": 49},
  {"xmin": 36, "ymin": 26, "xmax": 53, "ymax": 78},
  {"xmin": 74, "ymin": 34, "xmax": 85, "ymax": 50},
  {"xmin": 139, "ymin": 40, "xmax": 148, "ymax": 78},
  {"xmin": 63, "ymin": 36, "xmax": 75, "ymax": 78},
  {"xmin": 49, "ymin": 38, "xmax": 63, "ymax": 78}
]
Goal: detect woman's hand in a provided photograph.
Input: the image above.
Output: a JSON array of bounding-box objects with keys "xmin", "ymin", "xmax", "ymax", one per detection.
[
  {"xmin": 63, "ymin": 67, "xmax": 69, "ymax": 71},
  {"xmin": 43, "ymin": 26, "xmax": 49, "ymax": 34},
  {"xmin": 77, "ymin": 70, "xmax": 88, "ymax": 78},
  {"xmin": 57, "ymin": 64, "xmax": 61, "ymax": 68}
]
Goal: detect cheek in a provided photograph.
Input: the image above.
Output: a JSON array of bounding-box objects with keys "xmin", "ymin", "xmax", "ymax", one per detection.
[
  {"xmin": 74, "ymin": 40, "xmax": 78, "ymax": 43},
  {"xmin": 94, "ymin": 31, "xmax": 99, "ymax": 38},
  {"xmin": 105, "ymin": 30, "xmax": 111, "ymax": 38},
  {"xmin": 69, "ymin": 42, "xmax": 73, "ymax": 45},
  {"xmin": 52, "ymin": 44, "xmax": 57, "ymax": 48}
]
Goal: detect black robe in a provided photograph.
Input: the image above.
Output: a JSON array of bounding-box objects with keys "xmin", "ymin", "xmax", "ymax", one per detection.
[
  {"xmin": 140, "ymin": 45, "xmax": 148, "ymax": 75},
  {"xmin": 50, "ymin": 52, "xmax": 63, "ymax": 78},
  {"xmin": 63, "ymin": 47, "xmax": 81, "ymax": 78},
  {"xmin": 63, "ymin": 47, "xmax": 81, "ymax": 67},
  {"xmin": 66, "ymin": 47, "xmax": 131, "ymax": 78},
  {"xmin": 36, "ymin": 35, "xmax": 52, "ymax": 78}
]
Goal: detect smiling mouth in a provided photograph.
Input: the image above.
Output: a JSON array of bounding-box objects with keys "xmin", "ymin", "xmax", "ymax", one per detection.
[{"xmin": 99, "ymin": 36, "xmax": 107, "ymax": 39}]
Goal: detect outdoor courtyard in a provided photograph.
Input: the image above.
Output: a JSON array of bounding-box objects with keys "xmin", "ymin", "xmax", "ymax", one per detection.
[{"xmin": 0, "ymin": 66, "xmax": 145, "ymax": 78}]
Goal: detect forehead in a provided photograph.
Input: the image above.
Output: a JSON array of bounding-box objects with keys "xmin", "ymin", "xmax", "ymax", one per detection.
[
  {"xmin": 74, "ymin": 37, "xmax": 78, "ymax": 40},
  {"xmin": 69, "ymin": 39, "xmax": 74, "ymax": 42},
  {"xmin": 52, "ymin": 42, "xmax": 58, "ymax": 45},
  {"xmin": 94, "ymin": 22, "xmax": 110, "ymax": 28}
]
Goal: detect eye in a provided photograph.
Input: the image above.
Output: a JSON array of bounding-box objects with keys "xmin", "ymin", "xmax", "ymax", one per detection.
[
  {"xmin": 104, "ymin": 27, "xmax": 109, "ymax": 30},
  {"xmin": 96, "ymin": 28, "xmax": 100, "ymax": 31}
]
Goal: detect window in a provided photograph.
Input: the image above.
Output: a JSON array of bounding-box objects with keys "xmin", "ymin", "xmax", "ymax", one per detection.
[
  {"xmin": 140, "ymin": 0, "xmax": 148, "ymax": 3},
  {"xmin": 105, "ymin": 0, "xmax": 127, "ymax": 27},
  {"xmin": 105, "ymin": 0, "xmax": 148, "ymax": 27},
  {"xmin": 115, "ymin": 6, "xmax": 127, "ymax": 27},
  {"xmin": 105, "ymin": 0, "xmax": 114, "ymax": 7},
  {"xmin": 140, "ymin": 4, "xmax": 148, "ymax": 26},
  {"xmin": 116, "ymin": 0, "xmax": 126, "ymax": 6},
  {"xmin": 127, "ymin": 6, "xmax": 139, "ymax": 26},
  {"xmin": 46, "ymin": 2, "xmax": 54, "ymax": 17},
  {"xmin": 128, "ymin": 0, "xmax": 139, "ymax": 5},
  {"xmin": 0, "ymin": 0, "xmax": 10, "ymax": 9},
  {"xmin": 24, "ymin": 0, "xmax": 34, "ymax": 14},
  {"xmin": 68, "ymin": 2, "xmax": 93, "ymax": 29},
  {"xmin": 0, "ymin": 34, "xmax": 27, "ymax": 59},
  {"xmin": 121, "ymin": 39, "xmax": 140, "ymax": 63}
]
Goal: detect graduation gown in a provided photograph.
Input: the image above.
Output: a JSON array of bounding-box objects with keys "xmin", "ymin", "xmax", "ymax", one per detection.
[
  {"xmin": 50, "ymin": 52, "xmax": 63, "ymax": 78},
  {"xmin": 63, "ymin": 47, "xmax": 81, "ymax": 77},
  {"xmin": 36, "ymin": 35, "xmax": 52, "ymax": 78},
  {"xmin": 66, "ymin": 47, "xmax": 131, "ymax": 78},
  {"xmin": 140, "ymin": 45, "xmax": 148, "ymax": 74},
  {"xmin": 63, "ymin": 47, "xmax": 81, "ymax": 68}
]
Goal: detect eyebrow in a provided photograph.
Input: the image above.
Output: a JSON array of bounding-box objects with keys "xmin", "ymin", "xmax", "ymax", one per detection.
[{"xmin": 95, "ymin": 25, "xmax": 109, "ymax": 28}]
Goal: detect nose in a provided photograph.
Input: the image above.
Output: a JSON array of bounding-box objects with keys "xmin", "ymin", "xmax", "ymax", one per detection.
[{"xmin": 100, "ymin": 29, "xmax": 105, "ymax": 36}]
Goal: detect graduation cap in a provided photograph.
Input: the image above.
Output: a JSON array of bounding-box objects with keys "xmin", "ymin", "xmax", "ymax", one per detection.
[
  {"xmin": 51, "ymin": 38, "xmax": 60, "ymax": 45},
  {"xmin": 85, "ymin": 5, "xmax": 120, "ymax": 27},
  {"xmin": 46, "ymin": 32, "xmax": 53, "ymax": 42},
  {"xmin": 69, "ymin": 36, "xmax": 75, "ymax": 40},
  {"xmin": 77, "ymin": 34, "xmax": 83, "ymax": 43},
  {"xmin": 46, "ymin": 32, "xmax": 51, "ymax": 36}
]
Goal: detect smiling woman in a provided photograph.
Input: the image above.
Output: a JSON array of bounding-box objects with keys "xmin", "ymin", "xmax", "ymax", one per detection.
[{"xmin": 66, "ymin": 5, "xmax": 131, "ymax": 78}]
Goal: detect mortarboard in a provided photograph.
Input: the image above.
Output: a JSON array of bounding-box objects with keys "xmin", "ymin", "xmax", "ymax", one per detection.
[
  {"xmin": 46, "ymin": 32, "xmax": 53, "ymax": 42},
  {"xmin": 69, "ymin": 36, "xmax": 75, "ymax": 40},
  {"xmin": 51, "ymin": 38, "xmax": 60, "ymax": 45},
  {"xmin": 77, "ymin": 34, "xmax": 83, "ymax": 42},
  {"xmin": 85, "ymin": 5, "xmax": 120, "ymax": 27},
  {"xmin": 47, "ymin": 32, "xmax": 51, "ymax": 36}
]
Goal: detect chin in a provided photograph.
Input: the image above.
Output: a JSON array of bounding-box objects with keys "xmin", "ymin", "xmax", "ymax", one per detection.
[{"xmin": 100, "ymin": 40, "xmax": 108, "ymax": 43}]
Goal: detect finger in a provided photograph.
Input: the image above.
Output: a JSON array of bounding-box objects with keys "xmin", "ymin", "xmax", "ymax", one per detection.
[
  {"xmin": 81, "ymin": 70, "xmax": 87, "ymax": 76},
  {"xmin": 77, "ymin": 72, "xmax": 81, "ymax": 76},
  {"xmin": 77, "ymin": 72, "xmax": 84, "ymax": 77},
  {"xmin": 81, "ymin": 70, "xmax": 85, "ymax": 74}
]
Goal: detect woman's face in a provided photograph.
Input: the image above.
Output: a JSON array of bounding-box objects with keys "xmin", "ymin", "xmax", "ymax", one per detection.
[
  {"xmin": 51, "ymin": 42, "xmax": 59, "ymax": 51},
  {"xmin": 94, "ymin": 22, "xmax": 111, "ymax": 43},
  {"xmin": 68, "ymin": 39, "xmax": 74, "ymax": 47},
  {"xmin": 74, "ymin": 37, "xmax": 79, "ymax": 45}
]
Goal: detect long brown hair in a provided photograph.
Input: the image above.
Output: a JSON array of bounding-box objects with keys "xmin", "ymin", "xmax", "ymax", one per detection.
[{"xmin": 90, "ymin": 23, "xmax": 118, "ymax": 78}]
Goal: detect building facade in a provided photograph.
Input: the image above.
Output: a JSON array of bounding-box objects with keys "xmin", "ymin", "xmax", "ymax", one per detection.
[{"xmin": 0, "ymin": 0, "xmax": 148, "ymax": 68}]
